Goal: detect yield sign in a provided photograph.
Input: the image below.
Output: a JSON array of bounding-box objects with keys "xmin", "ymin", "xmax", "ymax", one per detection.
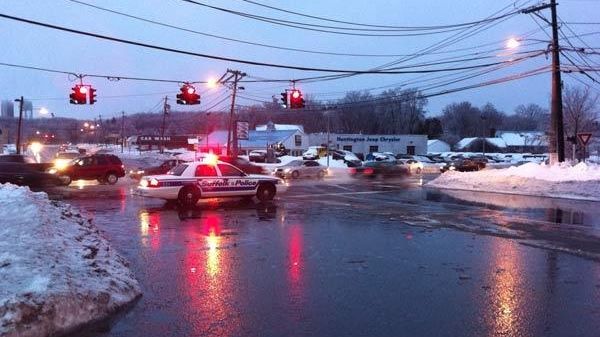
[{"xmin": 577, "ymin": 132, "xmax": 593, "ymax": 146}]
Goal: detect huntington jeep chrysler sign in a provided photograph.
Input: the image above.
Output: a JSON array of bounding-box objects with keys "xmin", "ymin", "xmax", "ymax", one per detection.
[{"xmin": 337, "ymin": 136, "xmax": 404, "ymax": 143}]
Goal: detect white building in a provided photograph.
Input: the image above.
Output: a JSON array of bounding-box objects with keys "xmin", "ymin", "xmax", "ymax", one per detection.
[
  {"xmin": 427, "ymin": 139, "xmax": 451, "ymax": 153},
  {"xmin": 206, "ymin": 129, "xmax": 308, "ymax": 156},
  {"xmin": 255, "ymin": 123, "xmax": 304, "ymax": 132},
  {"xmin": 309, "ymin": 133, "xmax": 427, "ymax": 156},
  {"xmin": 455, "ymin": 137, "xmax": 507, "ymax": 152}
]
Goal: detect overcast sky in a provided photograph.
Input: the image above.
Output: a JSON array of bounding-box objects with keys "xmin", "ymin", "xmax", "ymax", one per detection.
[{"xmin": 0, "ymin": 0, "xmax": 598, "ymax": 120}]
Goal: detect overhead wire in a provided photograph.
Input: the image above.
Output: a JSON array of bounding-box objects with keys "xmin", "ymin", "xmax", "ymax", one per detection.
[
  {"xmin": 181, "ymin": 0, "xmax": 520, "ymax": 36},
  {"xmin": 0, "ymin": 12, "xmax": 545, "ymax": 75},
  {"xmin": 239, "ymin": 0, "xmax": 521, "ymax": 30}
]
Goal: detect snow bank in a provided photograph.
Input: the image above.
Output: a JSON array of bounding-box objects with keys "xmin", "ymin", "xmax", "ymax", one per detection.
[
  {"xmin": 428, "ymin": 162, "xmax": 600, "ymax": 201},
  {"xmin": 0, "ymin": 184, "xmax": 141, "ymax": 337}
]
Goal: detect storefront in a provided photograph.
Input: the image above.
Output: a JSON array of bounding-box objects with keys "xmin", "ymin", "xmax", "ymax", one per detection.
[{"xmin": 308, "ymin": 133, "xmax": 427, "ymax": 157}]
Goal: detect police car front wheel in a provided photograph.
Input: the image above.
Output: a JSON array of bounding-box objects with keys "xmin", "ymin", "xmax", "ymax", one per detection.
[
  {"xmin": 178, "ymin": 186, "xmax": 201, "ymax": 207},
  {"xmin": 256, "ymin": 183, "xmax": 276, "ymax": 202}
]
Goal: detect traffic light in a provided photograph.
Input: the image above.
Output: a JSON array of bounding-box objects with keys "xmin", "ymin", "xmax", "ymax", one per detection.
[
  {"xmin": 176, "ymin": 84, "xmax": 201, "ymax": 105},
  {"xmin": 280, "ymin": 92, "xmax": 288, "ymax": 108},
  {"xmin": 289, "ymin": 89, "xmax": 305, "ymax": 109},
  {"xmin": 187, "ymin": 85, "xmax": 200, "ymax": 105},
  {"xmin": 89, "ymin": 87, "xmax": 97, "ymax": 104},
  {"xmin": 69, "ymin": 85, "xmax": 87, "ymax": 104}
]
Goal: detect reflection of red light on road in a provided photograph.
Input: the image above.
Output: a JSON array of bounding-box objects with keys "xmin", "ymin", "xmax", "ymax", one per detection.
[
  {"xmin": 139, "ymin": 211, "xmax": 161, "ymax": 250},
  {"xmin": 119, "ymin": 187, "xmax": 126, "ymax": 213},
  {"xmin": 202, "ymin": 214, "xmax": 222, "ymax": 237},
  {"xmin": 288, "ymin": 225, "xmax": 303, "ymax": 284}
]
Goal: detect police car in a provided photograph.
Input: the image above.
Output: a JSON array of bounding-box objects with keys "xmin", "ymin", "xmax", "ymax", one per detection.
[{"xmin": 136, "ymin": 156, "xmax": 287, "ymax": 206}]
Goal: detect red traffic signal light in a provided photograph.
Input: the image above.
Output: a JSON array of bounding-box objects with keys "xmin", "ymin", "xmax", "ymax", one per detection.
[
  {"xmin": 289, "ymin": 89, "xmax": 305, "ymax": 109},
  {"xmin": 176, "ymin": 84, "xmax": 201, "ymax": 105},
  {"xmin": 70, "ymin": 85, "xmax": 87, "ymax": 104}
]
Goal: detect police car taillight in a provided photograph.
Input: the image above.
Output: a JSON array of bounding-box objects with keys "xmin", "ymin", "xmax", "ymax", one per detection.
[{"xmin": 364, "ymin": 168, "xmax": 374, "ymax": 175}]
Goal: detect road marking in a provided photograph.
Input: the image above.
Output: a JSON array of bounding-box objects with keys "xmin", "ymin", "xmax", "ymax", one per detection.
[{"xmin": 287, "ymin": 189, "xmax": 404, "ymax": 198}]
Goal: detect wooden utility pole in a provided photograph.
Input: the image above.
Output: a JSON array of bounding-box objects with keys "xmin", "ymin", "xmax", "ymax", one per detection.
[
  {"xmin": 549, "ymin": 0, "xmax": 565, "ymax": 163},
  {"xmin": 218, "ymin": 69, "xmax": 246, "ymax": 156},
  {"xmin": 120, "ymin": 111, "xmax": 125, "ymax": 153},
  {"xmin": 15, "ymin": 97, "xmax": 24, "ymax": 155},
  {"xmin": 160, "ymin": 96, "xmax": 169, "ymax": 153},
  {"xmin": 522, "ymin": 1, "xmax": 564, "ymax": 163}
]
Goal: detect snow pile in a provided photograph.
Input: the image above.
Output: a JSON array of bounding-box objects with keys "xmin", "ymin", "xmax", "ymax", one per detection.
[
  {"xmin": 0, "ymin": 184, "xmax": 141, "ymax": 337},
  {"xmin": 428, "ymin": 162, "xmax": 600, "ymax": 201}
]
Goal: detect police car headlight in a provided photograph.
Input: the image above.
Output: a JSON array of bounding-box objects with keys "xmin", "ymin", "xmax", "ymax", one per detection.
[
  {"xmin": 449, "ymin": 166, "xmax": 456, "ymax": 171},
  {"xmin": 140, "ymin": 179, "xmax": 149, "ymax": 188},
  {"xmin": 48, "ymin": 168, "xmax": 57, "ymax": 174},
  {"xmin": 283, "ymin": 168, "xmax": 292, "ymax": 173}
]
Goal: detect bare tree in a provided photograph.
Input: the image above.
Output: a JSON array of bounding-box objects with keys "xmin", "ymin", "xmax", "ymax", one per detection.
[{"xmin": 563, "ymin": 85, "xmax": 599, "ymax": 159}]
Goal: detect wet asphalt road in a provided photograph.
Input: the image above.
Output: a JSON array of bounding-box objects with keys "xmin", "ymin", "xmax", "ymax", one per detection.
[{"xmin": 49, "ymin": 175, "xmax": 600, "ymax": 337}]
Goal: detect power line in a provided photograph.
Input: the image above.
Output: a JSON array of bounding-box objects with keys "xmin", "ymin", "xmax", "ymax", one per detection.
[
  {"xmin": 0, "ymin": 61, "xmax": 199, "ymax": 84},
  {"xmin": 181, "ymin": 0, "xmax": 520, "ymax": 36},
  {"xmin": 239, "ymin": 0, "xmax": 521, "ymax": 30},
  {"xmin": 65, "ymin": 0, "xmax": 427, "ymax": 58},
  {"xmin": 235, "ymin": 66, "xmax": 551, "ymax": 111},
  {"xmin": 0, "ymin": 12, "xmax": 542, "ymax": 75}
]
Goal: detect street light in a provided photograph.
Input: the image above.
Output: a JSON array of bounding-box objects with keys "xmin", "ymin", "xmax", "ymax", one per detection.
[
  {"xmin": 207, "ymin": 78, "xmax": 218, "ymax": 88},
  {"xmin": 505, "ymin": 37, "xmax": 520, "ymax": 49}
]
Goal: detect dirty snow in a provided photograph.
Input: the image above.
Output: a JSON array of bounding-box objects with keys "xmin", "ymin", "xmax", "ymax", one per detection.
[
  {"xmin": 0, "ymin": 184, "xmax": 141, "ymax": 337},
  {"xmin": 428, "ymin": 162, "xmax": 600, "ymax": 201}
]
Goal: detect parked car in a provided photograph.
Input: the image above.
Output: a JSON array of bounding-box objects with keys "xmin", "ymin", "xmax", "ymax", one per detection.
[
  {"xmin": 397, "ymin": 159, "xmax": 424, "ymax": 174},
  {"xmin": 0, "ymin": 162, "xmax": 62, "ymax": 187},
  {"xmin": 51, "ymin": 154, "xmax": 125, "ymax": 185},
  {"xmin": 249, "ymin": 150, "xmax": 268, "ymax": 163},
  {"xmin": 349, "ymin": 160, "xmax": 409, "ymax": 178},
  {"xmin": 273, "ymin": 160, "xmax": 327, "ymax": 179},
  {"xmin": 129, "ymin": 159, "xmax": 188, "ymax": 180},
  {"xmin": 218, "ymin": 156, "xmax": 267, "ymax": 175},
  {"xmin": 365, "ymin": 152, "xmax": 396, "ymax": 162},
  {"xmin": 331, "ymin": 150, "xmax": 362, "ymax": 167},
  {"xmin": 302, "ymin": 146, "xmax": 326, "ymax": 160},
  {"xmin": 439, "ymin": 159, "xmax": 484, "ymax": 173}
]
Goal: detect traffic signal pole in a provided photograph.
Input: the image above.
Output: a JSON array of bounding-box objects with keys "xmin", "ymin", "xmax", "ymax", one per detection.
[
  {"xmin": 160, "ymin": 96, "xmax": 168, "ymax": 154},
  {"xmin": 15, "ymin": 96, "xmax": 24, "ymax": 155}
]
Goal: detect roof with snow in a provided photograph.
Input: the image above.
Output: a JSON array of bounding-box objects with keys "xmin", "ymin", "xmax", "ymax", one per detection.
[
  {"xmin": 207, "ymin": 129, "xmax": 298, "ymax": 148},
  {"xmin": 455, "ymin": 137, "xmax": 507, "ymax": 149},
  {"xmin": 428, "ymin": 139, "xmax": 448, "ymax": 146},
  {"xmin": 496, "ymin": 131, "xmax": 546, "ymax": 146},
  {"xmin": 255, "ymin": 122, "xmax": 304, "ymax": 132}
]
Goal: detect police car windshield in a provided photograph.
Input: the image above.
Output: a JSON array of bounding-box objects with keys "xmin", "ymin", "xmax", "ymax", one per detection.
[{"xmin": 168, "ymin": 164, "xmax": 188, "ymax": 176}]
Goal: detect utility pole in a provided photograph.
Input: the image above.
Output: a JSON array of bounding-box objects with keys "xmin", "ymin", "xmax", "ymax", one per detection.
[
  {"xmin": 217, "ymin": 69, "xmax": 246, "ymax": 156},
  {"xmin": 14, "ymin": 96, "xmax": 24, "ymax": 155},
  {"xmin": 120, "ymin": 111, "xmax": 125, "ymax": 153},
  {"xmin": 522, "ymin": 1, "xmax": 564, "ymax": 163},
  {"xmin": 160, "ymin": 96, "xmax": 169, "ymax": 154},
  {"xmin": 550, "ymin": 0, "xmax": 565, "ymax": 163}
]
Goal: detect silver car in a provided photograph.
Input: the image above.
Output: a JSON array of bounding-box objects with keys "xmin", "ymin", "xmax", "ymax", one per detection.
[{"xmin": 274, "ymin": 160, "xmax": 327, "ymax": 179}]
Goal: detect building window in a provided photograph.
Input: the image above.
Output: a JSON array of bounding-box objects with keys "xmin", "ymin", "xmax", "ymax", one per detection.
[
  {"xmin": 369, "ymin": 145, "xmax": 378, "ymax": 153},
  {"xmin": 295, "ymin": 135, "xmax": 302, "ymax": 146},
  {"xmin": 406, "ymin": 145, "xmax": 416, "ymax": 155},
  {"xmin": 343, "ymin": 145, "xmax": 353, "ymax": 152}
]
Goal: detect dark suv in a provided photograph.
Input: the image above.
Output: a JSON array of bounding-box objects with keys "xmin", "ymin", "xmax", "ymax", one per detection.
[{"xmin": 57, "ymin": 154, "xmax": 125, "ymax": 185}]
